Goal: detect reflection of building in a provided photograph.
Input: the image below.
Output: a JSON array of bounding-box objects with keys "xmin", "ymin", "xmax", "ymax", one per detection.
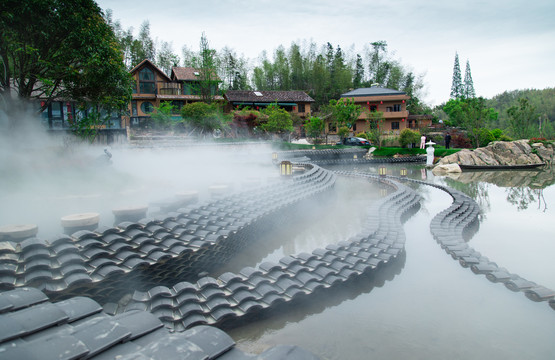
[
  {"xmin": 126, "ymin": 59, "xmax": 223, "ymax": 128},
  {"xmin": 325, "ymin": 85, "xmax": 431, "ymax": 136},
  {"xmin": 224, "ymin": 90, "xmax": 314, "ymax": 117}
]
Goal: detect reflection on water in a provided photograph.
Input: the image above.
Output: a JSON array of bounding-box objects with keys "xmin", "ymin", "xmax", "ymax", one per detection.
[{"xmin": 229, "ymin": 164, "xmax": 555, "ymax": 360}]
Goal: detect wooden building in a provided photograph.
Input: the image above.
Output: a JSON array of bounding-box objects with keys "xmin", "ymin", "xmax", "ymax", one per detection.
[{"xmin": 126, "ymin": 59, "xmax": 223, "ymax": 128}]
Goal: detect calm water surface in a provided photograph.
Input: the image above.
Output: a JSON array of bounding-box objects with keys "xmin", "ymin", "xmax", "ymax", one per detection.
[{"xmin": 226, "ymin": 164, "xmax": 555, "ymax": 360}]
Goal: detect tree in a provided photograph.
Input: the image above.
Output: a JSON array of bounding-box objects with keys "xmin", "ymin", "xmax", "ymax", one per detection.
[
  {"xmin": 149, "ymin": 102, "xmax": 174, "ymax": 130},
  {"xmin": 156, "ymin": 41, "xmax": 180, "ymax": 77},
  {"xmin": 368, "ymin": 40, "xmax": 388, "ymax": 85},
  {"xmin": 180, "ymin": 102, "xmax": 230, "ymax": 135},
  {"xmin": 463, "ymin": 60, "xmax": 475, "ymax": 99},
  {"xmin": 507, "ymin": 98, "xmax": 537, "ymax": 139},
  {"xmin": 304, "ymin": 116, "xmax": 324, "ymax": 141},
  {"xmin": 353, "ymin": 54, "xmax": 365, "ymax": 88},
  {"xmin": 450, "ymin": 52, "xmax": 463, "ymax": 99},
  {"xmin": 0, "ymin": 0, "xmax": 132, "ymax": 128},
  {"xmin": 259, "ymin": 103, "xmax": 293, "ymax": 135},
  {"xmin": 366, "ymin": 110, "xmax": 385, "ymax": 148},
  {"xmin": 444, "ymin": 97, "xmax": 498, "ymax": 147},
  {"xmin": 324, "ymin": 98, "xmax": 362, "ymax": 137},
  {"xmin": 191, "ymin": 32, "xmax": 220, "ymax": 103},
  {"xmin": 129, "ymin": 21, "xmax": 155, "ymax": 67}
]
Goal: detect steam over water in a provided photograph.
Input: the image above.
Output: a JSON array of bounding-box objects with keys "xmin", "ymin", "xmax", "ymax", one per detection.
[{"xmin": 1, "ymin": 115, "xmax": 554, "ymax": 359}]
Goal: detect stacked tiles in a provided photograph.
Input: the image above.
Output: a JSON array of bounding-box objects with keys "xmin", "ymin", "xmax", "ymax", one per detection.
[
  {"xmin": 0, "ymin": 287, "xmax": 319, "ymax": 359},
  {"xmin": 111, "ymin": 173, "xmax": 421, "ymax": 331},
  {"xmin": 424, "ymin": 181, "xmax": 555, "ymax": 310},
  {"xmin": 0, "ymin": 164, "xmax": 336, "ymax": 303}
]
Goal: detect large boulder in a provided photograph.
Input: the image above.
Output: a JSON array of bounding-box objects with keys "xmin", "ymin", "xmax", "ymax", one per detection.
[
  {"xmin": 437, "ymin": 140, "xmax": 553, "ymax": 167},
  {"xmin": 432, "ymin": 163, "xmax": 462, "ymax": 175}
]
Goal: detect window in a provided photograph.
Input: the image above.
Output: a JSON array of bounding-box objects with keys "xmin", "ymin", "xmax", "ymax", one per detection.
[
  {"xmin": 298, "ymin": 104, "xmax": 305, "ymax": 112},
  {"xmin": 393, "ymin": 104, "xmax": 402, "ymax": 112},
  {"xmin": 391, "ymin": 121, "xmax": 400, "ymax": 130},
  {"xmin": 132, "ymin": 101, "xmax": 138, "ymax": 116},
  {"xmin": 139, "ymin": 82, "xmax": 156, "ymax": 94},
  {"xmin": 139, "ymin": 68, "xmax": 154, "ymax": 81},
  {"xmin": 141, "ymin": 101, "xmax": 154, "ymax": 114},
  {"xmin": 386, "ymin": 106, "xmax": 393, "ymax": 112},
  {"xmin": 139, "ymin": 67, "xmax": 156, "ymax": 94},
  {"xmin": 328, "ymin": 123, "xmax": 337, "ymax": 132},
  {"xmin": 370, "ymin": 105, "xmax": 377, "ymax": 112}
]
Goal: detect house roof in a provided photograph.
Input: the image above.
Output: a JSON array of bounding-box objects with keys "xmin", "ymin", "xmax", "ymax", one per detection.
[
  {"xmin": 225, "ymin": 90, "xmax": 315, "ymax": 103},
  {"xmin": 171, "ymin": 67, "xmax": 220, "ymax": 81},
  {"xmin": 341, "ymin": 86, "xmax": 406, "ymax": 98},
  {"xmin": 129, "ymin": 59, "xmax": 171, "ymax": 82}
]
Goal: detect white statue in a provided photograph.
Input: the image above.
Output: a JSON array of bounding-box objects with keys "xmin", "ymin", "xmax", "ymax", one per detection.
[{"xmin": 426, "ymin": 141, "xmax": 435, "ymax": 166}]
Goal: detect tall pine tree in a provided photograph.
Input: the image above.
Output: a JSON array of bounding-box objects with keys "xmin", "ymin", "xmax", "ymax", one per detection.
[
  {"xmin": 450, "ymin": 52, "xmax": 463, "ymax": 99},
  {"xmin": 463, "ymin": 59, "xmax": 475, "ymax": 99}
]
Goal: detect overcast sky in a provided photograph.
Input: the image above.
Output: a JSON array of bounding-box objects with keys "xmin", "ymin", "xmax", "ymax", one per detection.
[{"xmin": 96, "ymin": 0, "xmax": 555, "ymax": 106}]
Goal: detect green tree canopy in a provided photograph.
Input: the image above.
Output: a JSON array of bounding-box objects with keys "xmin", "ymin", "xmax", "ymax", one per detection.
[
  {"xmin": 450, "ymin": 52, "xmax": 463, "ymax": 99},
  {"xmin": 304, "ymin": 116, "xmax": 325, "ymax": 140},
  {"xmin": 180, "ymin": 102, "xmax": 230, "ymax": 135},
  {"xmin": 323, "ymin": 98, "xmax": 362, "ymax": 134},
  {"xmin": 444, "ymin": 97, "xmax": 498, "ymax": 147},
  {"xmin": 507, "ymin": 98, "xmax": 537, "ymax": 139},
  {"xmin": 259, "ymin": 103, "xmax": 293, "ymax": 135},
  {"xmin": 0, "ymin": 0, "xmax": 132, "ymax": 117}
]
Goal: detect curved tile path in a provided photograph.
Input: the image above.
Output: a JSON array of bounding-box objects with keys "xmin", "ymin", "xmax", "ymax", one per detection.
[
  {"xmin": 0, "ymin": 164, "xmax": 335, "ymax": 303},
  {"xmin": 110, "ymin": 171, "xmax": 421, "ymax": 331}
]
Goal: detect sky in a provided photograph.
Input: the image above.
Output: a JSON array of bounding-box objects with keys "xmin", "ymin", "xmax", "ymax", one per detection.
[{"xmin": 96, "ymin": 0, "xmax": 555, "ymax": 106}]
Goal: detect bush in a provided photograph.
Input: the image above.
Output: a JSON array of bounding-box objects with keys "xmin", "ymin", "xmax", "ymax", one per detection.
[
  {"xmin": 338, "ymin": 126, "xmax": 350, "ymax": 140},
  {"xmin": 477, "ymin": 128, "xmax": 496, "ymax": 147},
  {"xmin": 451, "ymin": 132, "xmax": 472, "ymax": 148},
  {"xmin": 399, "ymin": 128, "xmax": 420, "ymax": 148}
]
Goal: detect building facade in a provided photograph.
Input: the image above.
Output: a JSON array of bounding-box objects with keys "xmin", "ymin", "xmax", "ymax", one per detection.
[
  {"xmin": 126, "ymin": 59, "xmax": 223, "ymax": 128},
  {"xmin": 337, "ymin": 86, "xmax": 411, "ymax": 135}
]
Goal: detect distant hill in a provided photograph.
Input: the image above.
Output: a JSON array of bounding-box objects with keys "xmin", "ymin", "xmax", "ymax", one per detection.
[{"xmin": 486, "ymin": 88, "xmax": 555, "ymax": 137}]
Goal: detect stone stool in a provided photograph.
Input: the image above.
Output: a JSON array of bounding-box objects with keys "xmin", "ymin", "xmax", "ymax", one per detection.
[
  {"xmin": 175, "ymin": 190, "xmax": 199, "ymax": 205},
  {"xmin": 61, "ymin": 213, "xmax": 100, "ymax": 235},
  {"xmin": 112, "ymin": 205, "xmax": 148, "ymax": 225},
  {"xmin": 0, "ymin": 224, "xmax": 38, "ymax": 242},
  {"xmin": 208, "ymin": 185, "xmax": 229, "ymax": 198}
]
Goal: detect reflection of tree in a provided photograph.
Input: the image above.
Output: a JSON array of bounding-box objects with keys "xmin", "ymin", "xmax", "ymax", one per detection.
[
  {"xmin": 506, "ymin": 187, "xmax": 535, "ymax": 211},
  {"xmin": 443, "ymin": 178, "xmax": 491, "ymax": 213},
  {"xmin": 506, "ymin": 187, "xmax": 549, "ymax": 211}
]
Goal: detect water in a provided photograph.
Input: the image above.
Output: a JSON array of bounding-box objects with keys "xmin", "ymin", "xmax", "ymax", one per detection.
[
  {"xmin": 226, "ymin": 164, "xmax": 555, "ymax": 360},
  {"xmin": 1, "ymin": 144, "xmax": 554, "ymax": 359}
]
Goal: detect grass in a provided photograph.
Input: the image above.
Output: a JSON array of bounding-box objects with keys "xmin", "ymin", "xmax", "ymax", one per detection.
[{"xmin": 275, "ymin": 141, "xmax": 462, "ymax": 157}]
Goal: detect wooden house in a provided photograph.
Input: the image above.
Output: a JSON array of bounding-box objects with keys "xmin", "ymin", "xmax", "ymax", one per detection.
[{"xmin": 126, "ymin": 59, "xmax": 223, "ymax": 128}]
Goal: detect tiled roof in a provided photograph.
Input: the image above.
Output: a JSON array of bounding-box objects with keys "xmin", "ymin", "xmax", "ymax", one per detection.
[
  {"xmin": 225, "ymin": 90, "xmax": 315, "ymax": 103},
  {"xmin": 172, "ymin": 67, "xmax": 220, "ymax": 81},
  {"xmin": 341, "ymin": 86, "xmax": 407, "ymax": 98}
]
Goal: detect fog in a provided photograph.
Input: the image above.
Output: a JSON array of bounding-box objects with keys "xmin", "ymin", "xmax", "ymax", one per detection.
[{"xmin": 0, "ymin": 107, "xmax": 277, "ymax": 238}]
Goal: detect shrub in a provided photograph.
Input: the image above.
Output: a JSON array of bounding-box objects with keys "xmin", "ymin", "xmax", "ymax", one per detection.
[
  {"xmin": 451, "ymin": 132, "xmax": 472, "ymax": 148},
  {"xmin": 338, "ymin": 126, "xmax": 350, "ymax": 140},
  {"xmin": 399, "ymin": 128, "xmax": 420, "ymax": 148}
]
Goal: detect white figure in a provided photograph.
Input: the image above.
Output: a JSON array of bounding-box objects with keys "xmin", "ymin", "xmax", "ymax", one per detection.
[
  {"xmin": 420, "ymin": 135, "xmax": 426, "ymax": 149},
  {"xmin": 426, "ymin": 141, "xmax": 436, "ymax": 166}
]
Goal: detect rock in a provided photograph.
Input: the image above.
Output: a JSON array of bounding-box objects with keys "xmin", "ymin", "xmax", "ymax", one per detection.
[
  {"xmin": 438, "ymin": 140, "xmax": 553, "ymax": 168},
  {"xmin": 432, "ymin": 163, "xmax": 462, "ymax": 175}
]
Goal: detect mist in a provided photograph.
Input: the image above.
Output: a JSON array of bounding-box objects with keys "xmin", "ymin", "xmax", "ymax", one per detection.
[{"xmin": 0, "ymin": 105, "xmax": 277, "ymax": 238}]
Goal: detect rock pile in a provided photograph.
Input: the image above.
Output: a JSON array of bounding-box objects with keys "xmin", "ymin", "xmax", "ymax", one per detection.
[{"xmin": 437, "ymin": 140, "xmax": 554, "ymax": 167}]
